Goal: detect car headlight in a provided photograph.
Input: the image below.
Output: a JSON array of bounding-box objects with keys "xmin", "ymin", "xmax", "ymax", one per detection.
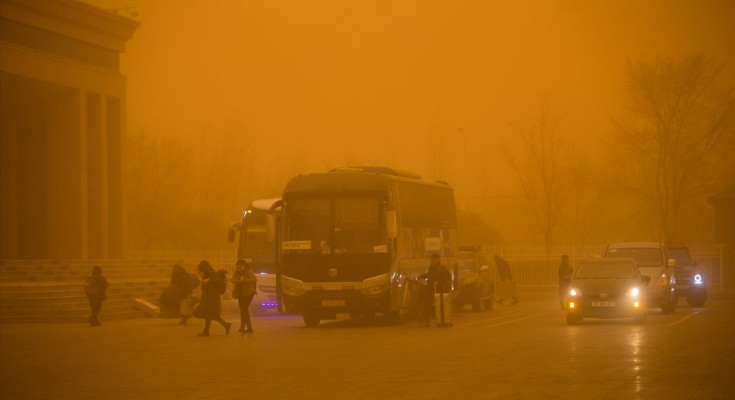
[
  {"xmin": 360, "ymin": 274, "xmax": 390, "ymax": 295},
  {"xmin": 569, "ymin": 288, "xmax": 581, "ymax": 297},
  {"xmin": 281, "ymin": 276, "xmax": 306, "ymax": 296},
  {"xmin": 655, "ymin": 274, "xmax": 668, "ymax": 289},
  {"xmin": 628, "ymin": 287, "xmax": 640, "ymax": 298},
  {"xmin": 694, "ymin": 274, "xmax": 704, "ymax": 285}
]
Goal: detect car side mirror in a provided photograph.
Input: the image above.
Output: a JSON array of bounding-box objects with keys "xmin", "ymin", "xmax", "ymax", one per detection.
[
  {"xmin": 641, "ymin": 275, "xmax": 652, "ymax": 285},
  {"xmin": 480, "ymin": 265, "xmax": 489, "ymax": 272}
]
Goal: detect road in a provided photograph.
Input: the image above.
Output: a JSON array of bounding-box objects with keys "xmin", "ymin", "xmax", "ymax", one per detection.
[{"xmin": 1, "ymin": 290, "xmax": 734, "ymax": 400}]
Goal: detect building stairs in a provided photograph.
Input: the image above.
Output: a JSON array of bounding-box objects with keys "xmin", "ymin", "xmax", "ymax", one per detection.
[{"xmin": 0, "ymin": 260, "xmax": 203, "ymax": 323}]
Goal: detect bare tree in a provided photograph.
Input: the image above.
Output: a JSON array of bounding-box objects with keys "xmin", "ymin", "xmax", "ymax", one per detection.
[
  {"xmin": 500, "ymin": 97, "xmax": 575, "ymax": 246},
  {"xmin": 611, "ymin": 54, "xmax": 735, "ymax": 241}
]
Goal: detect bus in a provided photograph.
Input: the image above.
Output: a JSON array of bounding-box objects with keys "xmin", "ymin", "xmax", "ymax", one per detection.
[
  {"xmin": 275, "ymin": 166, "xmax": 457, "ymax": 327},
  {"xmin": 228, "ymin": 198, "xmax": 281, "ymax": 314}
]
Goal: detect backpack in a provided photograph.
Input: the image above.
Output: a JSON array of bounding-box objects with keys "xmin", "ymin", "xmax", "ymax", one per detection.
[
  {"xmin": 85, "ymin": 276, "xmax": 99, "ymax": 297},
  {"xmin": 215, "ymin": 269, "xmax": 227, "ymax": 294}
]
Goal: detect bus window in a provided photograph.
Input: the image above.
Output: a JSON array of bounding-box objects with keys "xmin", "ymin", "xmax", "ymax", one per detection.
[{"xmin": 283, "ymin": 198, "xmax": 330, "ymax": 254}]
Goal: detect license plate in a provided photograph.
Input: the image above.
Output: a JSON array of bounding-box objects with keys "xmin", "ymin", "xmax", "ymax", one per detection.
[
  {"xmin": 321, "ymin": 299, "xmax": 345, "ymax": 307},
  {"xmin": 591, "ymin": 300, "xmax": 616, "ymax": 307}
]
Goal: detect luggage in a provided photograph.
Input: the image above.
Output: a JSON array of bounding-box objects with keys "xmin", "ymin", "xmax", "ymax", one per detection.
[
  {"xmin": 434, "ymin": 292, "xmax": 453, "ymax": 327},
  {"xmin": 495, "ymin": 279, "xmax": 518, "ymax": 303}
]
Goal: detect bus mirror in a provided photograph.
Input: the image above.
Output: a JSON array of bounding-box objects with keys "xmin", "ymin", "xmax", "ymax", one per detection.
[
  {"xmin": 227, "ymin": 228, "xmax": 236, "ymax": 243},
  {"xmin": 386, "ymin": 210, "xmax": 398, "ymax": 239},
  {"xmin": 267, "ymin": 213, "xmax": 277, "ymax": 242}
]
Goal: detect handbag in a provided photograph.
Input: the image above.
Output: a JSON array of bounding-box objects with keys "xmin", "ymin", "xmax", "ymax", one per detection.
[
  {"xmin": 180, "ymin": 298, "xmax": 192, "ymax": 316},
  {"xmin": 231, "ymin": 283, "xmax": 242, "ymax": 299},
  {"xmin": 192, "ymin": 303, "xmax": 204, "ymax": 319}
]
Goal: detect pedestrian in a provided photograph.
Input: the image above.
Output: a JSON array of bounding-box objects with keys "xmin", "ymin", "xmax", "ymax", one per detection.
[
  {"xmin": 417, "ymin": 254, "xmax": 452, "ymax": 327},
  {"xmin": 558, "ymin": 255, "xmax": 573, "ymax": 310},
  {"xmin": 195, "ymin": 260, "xmax": 231, "ymax": 337},
  {"xmin": 159, "ymin": 264, "xmax": 191, "ymax": 321},
  {"xmin": 494, "ymin": 255, "xmax": 518, "ymax": 305},
  {"xmin": 84, "ymin": 265, "xmax": 108, "ymax": 326},
  {"xmin": 232, "ymin": 258, "xmax": 257, "ymax": 333}
]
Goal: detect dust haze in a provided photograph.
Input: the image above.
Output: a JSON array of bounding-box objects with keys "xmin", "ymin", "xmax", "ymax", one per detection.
[{"xmin": 87, "ymin": 0, "xmax": 735, "ymax": 249}]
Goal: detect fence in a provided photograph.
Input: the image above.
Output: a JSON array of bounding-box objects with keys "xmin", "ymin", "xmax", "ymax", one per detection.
[{"xmin": 129, "ymin": 243, "xmax": 725, "ymax": 289}]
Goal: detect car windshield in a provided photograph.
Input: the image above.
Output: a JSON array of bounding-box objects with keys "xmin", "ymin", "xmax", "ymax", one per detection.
[
  {"xmin": 668, "ymin": 247, "xmax": 691, "ymax": 264},
  {"xmin": 575, "ymin": 262, "xmax": 636, "ymax": 279},
  {"xmin": 604, "ymin": 247, "xmax": 662, "ymax": 266},
  {"xmin": 456, "ymin": 257, "xmax": 476, "ymax": 273}
]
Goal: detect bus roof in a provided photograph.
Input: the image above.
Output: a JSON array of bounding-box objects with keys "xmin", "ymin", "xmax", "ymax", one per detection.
[
  {"xmin": 283, "ymin": 168, "xmax": 451, "ymax": 197},
  {"xmin": 250, "ymin": 198, "xmax": 281, "ymax": 211}
]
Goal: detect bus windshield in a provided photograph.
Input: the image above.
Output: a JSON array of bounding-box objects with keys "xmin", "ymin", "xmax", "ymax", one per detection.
[{"xmin": 283, "ymin": 196, "xmax": 387, "ymax": 254}]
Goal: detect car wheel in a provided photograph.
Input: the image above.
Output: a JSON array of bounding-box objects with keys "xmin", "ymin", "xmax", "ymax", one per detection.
[
  {"xmin": 686, "ymin": 291, "xmax": 707, "ymax": 307},
  {"xmin": 661, "ymin": 290, "xmax": 677, "ymax": 314},
  {"xmin": 472, "ymin": 287, "xmax": 484, "ymax": 312},
  {"xmin": 303, "ymin": 312, "xmax": 320, "ymax": 328},
  {"xmin": 633, "ymin": 312, "xmax": 647, "ymax": 324},
  {"xmin": 484, "ymin": 286, "xmax": 495, "ymax": 311},
  {"xmin": 566, "ymin": 313, "xmax": 582, "ymax": 325}
]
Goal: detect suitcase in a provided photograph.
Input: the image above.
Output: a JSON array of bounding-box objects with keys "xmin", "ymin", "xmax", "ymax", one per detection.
[{"xmin": 434, "ymin": 292, "xmax": 453, "ymax": 327}]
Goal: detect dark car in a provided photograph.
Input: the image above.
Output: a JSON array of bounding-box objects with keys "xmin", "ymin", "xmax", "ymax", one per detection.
[
  {"xmin": 602, "ymin": 242, "xmax": 678, "ymax": 314},
  {"xmin": 452, "ymin": 247, "xmax": 494, "ymax": 311},
  {"xmin": 566, "ymin": 258, "xmax": 649, "ymax": 324},
  {"xmin": 665, "ymin": 243, "xmax": 707, "ymax": 307}
]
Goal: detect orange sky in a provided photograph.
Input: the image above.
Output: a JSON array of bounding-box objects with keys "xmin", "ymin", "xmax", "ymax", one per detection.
[{"xmin": 87, "ymin": 0, "xmax": 735, "ymax": 196}]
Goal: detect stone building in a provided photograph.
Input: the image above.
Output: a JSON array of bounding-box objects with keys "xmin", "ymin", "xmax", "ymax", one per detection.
[{"xmin": 1, "ymin": 0, "xmax": 139, "ymax": 259}]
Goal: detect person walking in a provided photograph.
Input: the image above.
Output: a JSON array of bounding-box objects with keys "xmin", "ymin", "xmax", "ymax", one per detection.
[
  {"xmin": 558, "ymin": 255, "xmax": 573, "ymax": 310},
  {"xmin": 195, "ymin": 260, "xmax": 231, "ymax": 337},
  {"xmin": 84, "ymin": 265, "xmax": 108, "ymax": 327},
  {"xmin": 232, "ymin": 258, "xmax": 257, "ymax": 333},
  {"xmin": 494, "ymin": 255, "xmax": 518, "ymax": 305}
]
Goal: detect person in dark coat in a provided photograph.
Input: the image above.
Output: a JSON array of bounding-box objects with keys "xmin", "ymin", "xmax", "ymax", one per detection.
[
  {"xmin": 159, "ymin": 264, "xmax": 190, "ymax": 317},
  {"xmin": 417, "ymin": 254, "xmax": 452, "ymax": 326},
  {"xmin": 494, "ymin": 255, "xmax": 518, "ymax": 305},
  {"xmin": 558, "ymin": 255, "xmax": 573, "ymax": 310},
  {"xmin": 232, "ymin": 258, "xmax": 257, "ymax": 333},
  {"xmin": 85, "ymin": 265, "xmax": 108, "ymax": 327},
  {"xmin": 196, "ymin": 260, "xmax": 231, "ymax": 337}
]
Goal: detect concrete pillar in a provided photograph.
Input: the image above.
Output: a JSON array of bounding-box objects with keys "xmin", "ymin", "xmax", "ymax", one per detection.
[{"xmin": 46, "ymin": 88, "xmax": 87, "ymax": 259}]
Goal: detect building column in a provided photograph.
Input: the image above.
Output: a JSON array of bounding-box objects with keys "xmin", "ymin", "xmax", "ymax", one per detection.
[{"xmin": 46, "ymin": 88, "xmax": 88, "ymax": 259}]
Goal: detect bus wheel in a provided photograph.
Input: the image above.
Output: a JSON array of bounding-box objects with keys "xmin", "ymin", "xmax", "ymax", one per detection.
[{"xmin": 303, "ymin": 312, "xmax": 320, "ymax": 328}]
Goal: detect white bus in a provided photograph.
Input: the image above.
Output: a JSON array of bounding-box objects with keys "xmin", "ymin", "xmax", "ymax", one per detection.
[
  {"xmin": 228, "ymin": 198, "xmax": 281, "ymax": 314},
  {"xmin": 276, "ymin": 166, "xmax": 457, "ymax": 327}
]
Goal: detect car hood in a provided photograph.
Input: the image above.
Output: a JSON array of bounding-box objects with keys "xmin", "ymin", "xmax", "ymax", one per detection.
[{"xmin": 571, "ymin": 278, "xmax": 642, "ymax": 296}]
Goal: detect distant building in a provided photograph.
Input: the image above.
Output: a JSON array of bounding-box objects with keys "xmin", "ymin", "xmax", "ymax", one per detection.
[{"xmin": 1, "ymin": 0, "xmax": 138, "ymax": 259}]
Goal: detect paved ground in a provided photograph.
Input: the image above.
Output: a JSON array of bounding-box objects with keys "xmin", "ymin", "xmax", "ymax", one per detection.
[{"xmin": 1, "ymin": 288, "xmax": 734, "ymax": 400}]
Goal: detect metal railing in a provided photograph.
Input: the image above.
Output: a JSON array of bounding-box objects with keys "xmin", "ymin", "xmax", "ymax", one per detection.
[{"xmin": 128, "ymin": 243, "xmax": 724, "ymax": 289}]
